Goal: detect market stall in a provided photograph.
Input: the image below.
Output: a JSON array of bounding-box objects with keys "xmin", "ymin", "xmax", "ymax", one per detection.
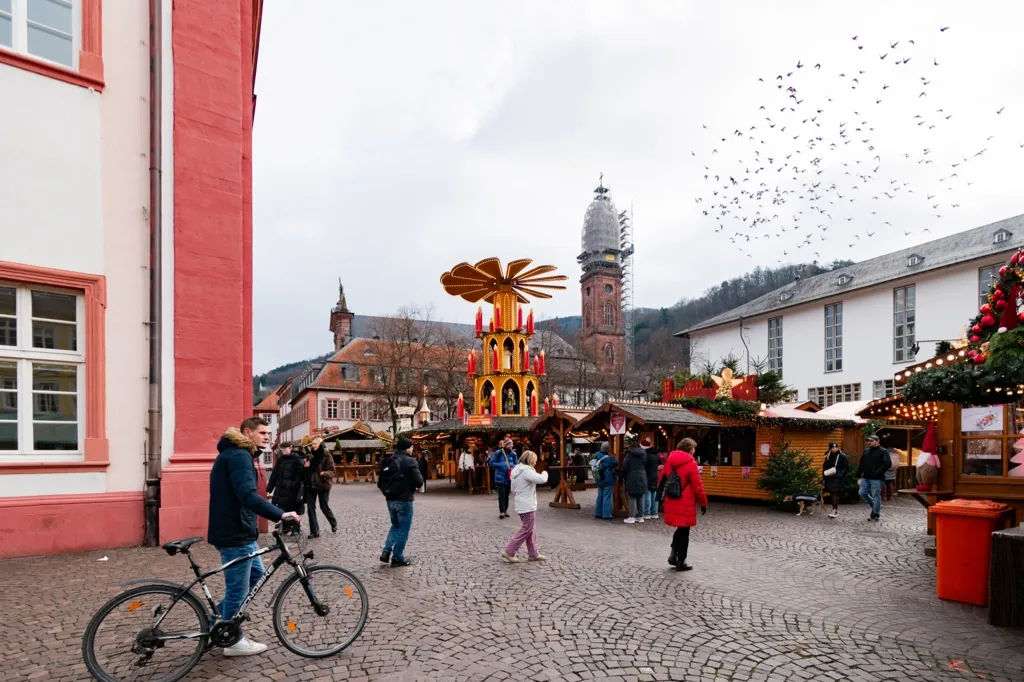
[
  {"xmin": 529, "ymin": 407, "xmax": 589, "ymax": 509},
  {"xmin": 320, "ymin": 421, "xmax": 392, "ymax": 484}
]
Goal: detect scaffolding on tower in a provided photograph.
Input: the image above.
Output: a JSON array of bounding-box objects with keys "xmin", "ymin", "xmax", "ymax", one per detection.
[{"xmin": 619, "ymin": 204, "xmax": 635, "ymax": 361}]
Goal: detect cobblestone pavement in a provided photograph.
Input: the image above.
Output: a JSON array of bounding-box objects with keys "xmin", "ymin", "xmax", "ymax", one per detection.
[{"xmin": 3, "ymin": 484, "xmax": 1023, "ymax": 682}]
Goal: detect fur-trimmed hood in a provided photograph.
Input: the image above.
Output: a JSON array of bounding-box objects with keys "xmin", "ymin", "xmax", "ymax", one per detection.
[{"xmin": 218, "ymin": 427, "xmax": 258, "ymax": 455}]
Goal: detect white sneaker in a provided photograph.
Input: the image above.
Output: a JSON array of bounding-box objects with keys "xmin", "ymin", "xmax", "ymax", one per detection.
[
  {"xmin": 624, "ymin": 517, "xmax": 636, "ymax": 524},
  {"xmin": 223, "ymin": 638, "xmax": 268, "ymax": 657},
  {"xmin": 637, "ymin": 517, "xmax": 645, "ymax": 523},
  {"xmin": 828, "ymin": 510, "xmax": 838, "ymax": 519}
]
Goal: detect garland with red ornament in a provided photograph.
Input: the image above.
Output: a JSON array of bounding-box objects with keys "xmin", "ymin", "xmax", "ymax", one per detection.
[{"xmin": 902, "ymin": 246, "xmax": 1024, "ymax": 406}]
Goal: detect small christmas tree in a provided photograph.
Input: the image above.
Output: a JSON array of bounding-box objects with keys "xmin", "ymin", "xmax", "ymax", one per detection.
[{"xmin": 756, "ymin": 442, "xmax": 819, "ymax": 504}]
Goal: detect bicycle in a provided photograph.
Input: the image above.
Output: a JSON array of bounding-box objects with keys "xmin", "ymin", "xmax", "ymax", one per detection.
[{"xmin": 81, "ymin": 528, "xmax": 369, "ymax": 682}]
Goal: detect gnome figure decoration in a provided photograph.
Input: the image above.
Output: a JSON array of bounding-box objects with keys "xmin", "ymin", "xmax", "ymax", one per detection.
[{"xmin": 915, "ymin": 422, "xmax": 941, "ymax": 491}]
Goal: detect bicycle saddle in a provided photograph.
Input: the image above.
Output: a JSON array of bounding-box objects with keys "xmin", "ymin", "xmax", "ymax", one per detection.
[{"xmin": 162, "ymin": 536, "xmax": 204, "ymax": 555}]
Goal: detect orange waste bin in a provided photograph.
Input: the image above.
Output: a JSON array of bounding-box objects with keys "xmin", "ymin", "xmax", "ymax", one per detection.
[{"xmin": 929, "ymin": 499, "xmax": 1012, "ymax": 607}]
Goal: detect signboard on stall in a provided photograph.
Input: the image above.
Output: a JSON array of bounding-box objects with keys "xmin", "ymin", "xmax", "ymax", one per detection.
[
  {"xmin": 609, "ymin": 413, "xmax": 627, "ymax": 435},
  {"xmin": 961, "ymin": 406, "xmax": 1003, "ymax": 433},
  {"xmin": 741, "ymin": 466, "xmax": 752, "ymax": 479},
  {"xmin": 759, "ymin": 443, "xmax": 771, "ymax": 457},
  {"xmin": 710, "ymin": 466, "xmax": 718, "ymax": 478},
  {"xmin": 464, "ymin": 415, "xmax": 493, "ymax": 427}
]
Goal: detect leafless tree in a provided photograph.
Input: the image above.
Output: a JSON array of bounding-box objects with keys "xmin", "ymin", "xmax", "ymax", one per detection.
[
  {"xmin": 426, "ymin": 324, "xmax": 474, "ymax": 419},
  {"xmin": 366, "ymin": 305, "xmax": 439, "ymax": 435}
]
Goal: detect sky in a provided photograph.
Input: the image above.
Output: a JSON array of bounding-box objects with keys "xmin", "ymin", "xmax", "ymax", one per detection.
[{"xmin": 252, "ymin": 0, "xmax": 1024, "ymax": 373}]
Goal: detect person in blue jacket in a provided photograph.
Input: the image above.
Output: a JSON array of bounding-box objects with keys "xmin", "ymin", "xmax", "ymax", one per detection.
[
  {"xmin": 488, "ymin": 438, "xmax": 519, "ymax": 519},
  {"xmin": 593, "ymin": 442, "xmax": 619, "ymax": 520},
  {"xmin": 208, "ymin": 417, "xmax": 301, "ymax": 657}
]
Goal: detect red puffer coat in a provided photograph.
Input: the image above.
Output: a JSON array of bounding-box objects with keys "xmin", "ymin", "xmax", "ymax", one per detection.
[{"xmin": 658, "ymin": 450, "xmax": 709, "ymax": 528}]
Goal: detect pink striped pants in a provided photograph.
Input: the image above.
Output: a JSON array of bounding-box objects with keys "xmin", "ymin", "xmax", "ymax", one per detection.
[{"xmin": 504, "ymin": 511, "xmax": 539, "ymax": 558}]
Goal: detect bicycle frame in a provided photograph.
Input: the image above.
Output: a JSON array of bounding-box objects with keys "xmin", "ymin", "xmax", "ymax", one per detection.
[{"xmin": 150, "ymin": 530, "xmax": 313, "ymax": 641}]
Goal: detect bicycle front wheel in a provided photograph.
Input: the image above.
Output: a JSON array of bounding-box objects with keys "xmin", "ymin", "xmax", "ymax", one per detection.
[
  {"xmin": 82, "ymin": 583, "xmax": 209, "ymax": 682},
  {"xmin": 273, "ymin": 565, "xmax": 368, "ymax": 657}
]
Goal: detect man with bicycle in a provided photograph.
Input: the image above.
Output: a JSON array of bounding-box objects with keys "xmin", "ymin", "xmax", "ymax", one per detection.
[{"xmin": 209, "ymin": 417, "xmax": 301, "ymax": 656}]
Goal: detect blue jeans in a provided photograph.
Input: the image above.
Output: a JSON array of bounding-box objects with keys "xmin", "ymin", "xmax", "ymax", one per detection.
[
  {"xmin": 859, "ymin": 478, "xmax": 883, "ymax": 517},
  {"xmin": 595, "ymin": 486, "xmax": 613, "ymax": 519},
  {"xmin": 384, "ymin": 500, "xmax": 414, "ymax": 560},
  {"xmin": 643, "ymin": 490, "xmax": 658, "ymax": 516},
  {"xmin": 217, "ymin": 542, "xmax": 264, "ymax": 625}
]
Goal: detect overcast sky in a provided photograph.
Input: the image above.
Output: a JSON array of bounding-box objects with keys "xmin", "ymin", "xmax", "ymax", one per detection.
[{"xmin": 252, "ymin": 0, "xmax": 1024, "ymax": 373}]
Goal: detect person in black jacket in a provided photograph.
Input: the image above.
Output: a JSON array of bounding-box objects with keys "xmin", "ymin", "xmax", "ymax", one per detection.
[
  {"xmin": 642, "ymin": 439, "xmax": 661, "ymax": 519},
  {"xmin": 416, "ymin": 451, "xmax": 429, "ymax": 492},
  {"xmin": 208, "ymin": 417, "xmax": 301, "ymax": 657},
  {"xmin": 857, "ymin": 434, "xmax": 892, "ymax": 521},
  {"xmin": 378, "ymin": 437, "xmax": 425, "ymax": 568},
  {"xmin": 266, "ymin": 442, "xmax": 304, "ymax": 535},
  {"xmin": 304, "ymin": 437, "xmax": 338, "ymax": 538},
  {"xmin": 619, "ymin": 437, "xmax": 649, "ymax": 524},
  {"xmin": 822, "ymin": 442, "xmax": 849, "ymax": 519}
]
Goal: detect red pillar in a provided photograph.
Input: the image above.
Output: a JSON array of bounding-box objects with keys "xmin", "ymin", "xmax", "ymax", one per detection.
[{"xmin": 160, "ymin": 0, "xmax": 258, "ymax": 543}]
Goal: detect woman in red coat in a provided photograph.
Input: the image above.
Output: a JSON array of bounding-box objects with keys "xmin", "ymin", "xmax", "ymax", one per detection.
[{"xmin": 657, "ymin": 438, "xmax": 709, "ymax": 571}]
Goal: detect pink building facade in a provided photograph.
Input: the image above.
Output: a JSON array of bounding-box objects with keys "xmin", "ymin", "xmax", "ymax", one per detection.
[{"xmin": 0, "ymin": 0, "xmax": 263, "ymax": 558}]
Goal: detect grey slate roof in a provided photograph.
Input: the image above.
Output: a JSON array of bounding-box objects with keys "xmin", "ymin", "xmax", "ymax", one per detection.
[
  {"xmin": 679, "ymin": 214, "xmax": 1024, "ymax": 335},
  {"xmin": 329, "ymin": 439, "xmax": 388, "ymax": 450},
  {"xmin": 403, "ymin": 416, "xmax": 538, "ymax": 436},
  {"xmin": 609, "ymin": 402, "xmax": 721, "ymax": 427}
]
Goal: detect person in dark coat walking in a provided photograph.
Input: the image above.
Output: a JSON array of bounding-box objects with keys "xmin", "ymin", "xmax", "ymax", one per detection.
[
  {"xmin": 416, "ymin": 452, "xmax": 429, "ymax": 492},
  {"xmin": 821, "ymin": 441, "xmax": 849, "ymax": 519},
  {"xmin": 642, "ymin": 439, "xmax": 661, "ymax": 519},
  {"xmin": 573, "ymin": 448, "xmax": 587, "ymax": 485},
  {"xmin": 266, "ymin": 442, "xmax": 305, "ymax": 535},
  {"xmin": 619, "ymin": 436, "xmax": 649, "ymax": 524},
  {"xmin": 593, "ymin": 443, "xmax": 618, "ymax": 520},
  {"xmin": 304, "ymin": 436, "xmax": 337, "ymax": 538},
  {"xmin": 488, "ymin": 438, "xmax": 519, "ymax": 519},
  {"xmin": 857, "ymin": 434, "xmax": 892, "ymax": 521},
  {"xmin": 657, "ymin": 438, "xmax": 709, "ymax": 572}
]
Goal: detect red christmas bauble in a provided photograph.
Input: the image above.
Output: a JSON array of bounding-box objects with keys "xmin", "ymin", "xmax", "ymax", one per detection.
[
  {"xmin": 996, "ymin": 299, "xmax": 1007, "ymax": 310},
  {"xmin": 1013, "ymin": 253, "xmax": 1020, "ymax": 265},
  {"xmin": 970, "ymin": 335, "xmax": 982, "ymax": 342},
  {"xmin": 992, "ymin": 288, "xmax": 1004, "ymax": 300},
  {"xmin": 974, "ymin": 353, "xmax": 986, "ymax": 365},
  {"xmin": 981, "ymin": 303, "xmax": 993, "ymax": 315},
  {"xmin": 999, "ymin": 266, "xmax": 1008, "ymax": 277},
  {"xmin": 1018, "ymin": 312, "xmax": 1024, "ymax": 323},
  {"xmin": 973, "ymin": 324, "xmax": 982, "ymax": 333},
  {"xmin": 981, "ymin": 314, "xmax": 997, "ymax": 327}
]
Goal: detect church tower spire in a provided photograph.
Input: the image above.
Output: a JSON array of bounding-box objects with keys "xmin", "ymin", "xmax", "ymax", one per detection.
[
  {"xmin": 329, "ymin": 279, "xmax": 354, "ymax": 351},
  {"xmin": 578, "ymin": 175, "xmax": 625, "ymax": 374}
]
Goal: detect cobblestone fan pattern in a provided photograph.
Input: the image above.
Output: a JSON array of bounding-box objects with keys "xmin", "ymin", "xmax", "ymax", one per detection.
[{"xmin": 2, "ymin": 485, "xmax": 1023, "ymax": 681}]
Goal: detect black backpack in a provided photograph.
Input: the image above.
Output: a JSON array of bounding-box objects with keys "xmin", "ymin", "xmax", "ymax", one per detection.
[
  {"xmin": 378, "ymin": 455, "xmax": 407, "ymax": 498},
  {"xmin": 663, "ymin": 465, "xmax": 683, "ymax": 499}
]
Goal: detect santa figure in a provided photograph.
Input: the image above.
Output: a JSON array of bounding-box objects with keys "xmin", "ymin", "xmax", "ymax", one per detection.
[{"xmin": 915, "ymin": 422, "xmax": 941, "ymax": 491}]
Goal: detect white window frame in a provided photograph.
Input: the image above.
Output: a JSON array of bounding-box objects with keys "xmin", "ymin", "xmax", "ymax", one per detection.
[
  {"xmin": 824, "ymin": 303, "xmax": 843, "ymax": 373},
  {"xmin": 994, "ymin": 230, "xmax": 1011, "ymax": 244},
  {"xmin": 325, "ymin": 398, "xmax": 339, "ymax": 420},
  {"xmin": 349, "ymin": 400, "xmax": 362, "ymax": 420},
  {"xmin": 979, "ymin": 265, "xmax": 999, "ymax": 306},
  {"xmin": 0, "ymin": 0, "xmax": 80, "ymax": 69},
  {"xmin": 807, "ymin": 383, "xmax": 861, "ymax": 408},
  {"xmin": 0, "ymin": 282, "xmax": 84, "ymax": 460},
  {"xmin": 872, "ymin": 379, "xmax": 902, "ymax": 399},
  {"xmin": 893, "ymin": 284, "xmax": 916, "ymax": 363},
  {"xmin": 767, "ymin": 317, "xmax": 783, "ymax": 377}
]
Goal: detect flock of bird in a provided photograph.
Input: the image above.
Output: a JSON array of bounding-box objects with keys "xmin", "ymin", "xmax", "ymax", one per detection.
[{"xmin": 693, "ymin": 26, "xmax": 1015, "ymax": 261}]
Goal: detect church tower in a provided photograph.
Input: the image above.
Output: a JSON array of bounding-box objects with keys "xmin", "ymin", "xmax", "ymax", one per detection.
[
  {"xmin": 578, "ymin": 177, "xmax": 625, "ymax": 374},
  {"xmin": 329, "ymin": 279, "xmax": 354, "ymax": 352}
]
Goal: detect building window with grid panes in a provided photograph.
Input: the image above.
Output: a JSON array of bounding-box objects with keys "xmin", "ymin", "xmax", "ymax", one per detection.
[
  {"xmin": 807, "ymin": 383, "xmax": 861, "ymax": 408},
  {"xmin": 979, "ymin": 265, "xmax": 1000, "ymax": 306},
  {"xmin": 0, "ymin": 0, "xmax": 77, "ymax": 68},
  {"xmin": 0, "ymin": 284, "xmax": 83, "ymax": 455},
  {"xmin": 767, "ymin": 317, "xmax": 783, "ymax": 377},
  {"xmin": 349, "ymin": 400, "xmax": 362, "ymax": 420},
  {"xmin": 370, "ymin": 401, "xmax": 386, "ymax": 421},
  {"xmin": 872, "ymin": 379, "xmax": 902, "ymax": 399},
  {"xmin": 893, "ymin": 284, "xmax": 916, "ymax": 363},
  {"xmin": 824, "ymin": 302, "xmax": 843, "ymax": 372},
  {"xmin": 325, "ymin": 398, "xmax": 339, "ymax": 420}
]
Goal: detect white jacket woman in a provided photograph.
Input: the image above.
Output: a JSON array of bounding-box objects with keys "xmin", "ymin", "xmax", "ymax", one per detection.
[{"xmin": 510, "ymin": 459, "xmax": 548, "ymax": 513}]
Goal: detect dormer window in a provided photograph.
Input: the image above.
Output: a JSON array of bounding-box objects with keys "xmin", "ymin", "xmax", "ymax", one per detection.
[
  {"xmin": 780, "ymin": 292, "xmax": 794, "ymax": 302},
  {"xmin": 907, "ymin": 254, "xmax": 924, "ymax": 267},
  {"xmin": 837, "ymin": 274, "xmax": 853, "ymax": 286},
  {"xmin": 994, "ymin": 229, "xmax": 1012, "ymax": 244}
]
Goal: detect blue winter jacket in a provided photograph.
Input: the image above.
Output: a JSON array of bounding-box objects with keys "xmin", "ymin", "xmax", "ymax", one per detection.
[
  {"xmin": 488, "ymin": 448, "xmax": 519, "ymax": 485},
  {"xmin": 208, "ymin": 428, "xmax": 284, "ymax": 548},
  {"xmin": 596, "ymin": 455, "xmax": 619, "ymax": 488}
]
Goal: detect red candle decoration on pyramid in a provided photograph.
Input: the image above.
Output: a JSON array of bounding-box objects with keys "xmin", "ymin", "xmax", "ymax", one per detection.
[
  {"xmin": 526, "ymin": 309, "xmax": 534, "ymax": 334},
  {"xmin": 492, "ymin": 346, "xmax": 499, "ymax": 372},
  {"xmin": 521, "ymin": 346, "xmax": 528, "ymax": 372},
  {"xmin": 488, "ymin": 316, "xmax": 494, "ymax": 332},
  {"xmin": 518, "ymin": 306, "xmax": 524, "ymax": 330},
  {"xmin": 490, "ymin": 393, "xmax": 498, "ymax": 415},
  {"xmin": 530, "ymin": 393, "xmax": 538, "ymax": 416},
  {"xmin": 544, "ymin": 397, "xmax": 550, "ymax": 414},
  {"xmin": 533, "ymin": 355, "xmax": 539, "ymax": 374},
  {"xmin": 457, "ymin": 393, "xmax": 465, "ymax": 419},
  {"xmin": 467, "ymin": 352, "xmax": 476, "ymax": 376},
  {"xmin": 539, "ymin": 350, "xmax": 546, "ymax": 375},
  {"xmin": 551, "ymin": 392, "xmax": 558, "ymax": 408},
  {"xmin": 475, "ymin": 307, "xmax": 483, "ymax": 336},
  {"xmin": 495, "ymin": 303, "xmax": 502, "ymax": 330}
]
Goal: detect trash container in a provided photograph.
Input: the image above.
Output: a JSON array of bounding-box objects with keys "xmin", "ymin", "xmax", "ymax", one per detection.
[
  {"xmin": 929, "ymin": 499, "xmax": 1013, "ymax": 607},
  {"xmin": 989, "ymin": 525, "xmax": 1024, "ymax": 626}
]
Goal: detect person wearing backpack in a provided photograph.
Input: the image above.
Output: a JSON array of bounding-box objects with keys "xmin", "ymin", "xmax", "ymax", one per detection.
[
  {"xmin": 657, "ymin": 438, "xmax": 708, "ymax": 572},
  {"xmin": 377, "ymin": 437, "xmax": 424, "ymax": 568},
  {"xmin": 502, "ymin": 450, "xmax": 549, "ymax": 563},
  {"xmin": 266, "ymin": 441, "xmax": 305, "ymax": 536},
  {"xmin": 592, "ymin": 442, "xmax": 618, "ymax": 520},
  {"xmin": 488, "ymin": 438, "xmax": 519, "ymax": 519}
]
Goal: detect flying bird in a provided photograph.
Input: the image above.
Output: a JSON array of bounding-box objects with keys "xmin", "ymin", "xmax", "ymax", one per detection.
[
  {"xmin": 940, "ymin": 26, "xmax": 950, "ymax": 32},
  {"xmin": 997, "ymin": 107, "xmax": 1006, "ymax": 114}
]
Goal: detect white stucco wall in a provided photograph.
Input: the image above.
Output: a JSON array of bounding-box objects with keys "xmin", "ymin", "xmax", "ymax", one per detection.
[
  {"xmin": 690, "ymin": 258, "xmax": 1007, "ymax": 403},
  {"xmin": 0, "ymin": 6, "xmax": 150, "ymax": 496}
]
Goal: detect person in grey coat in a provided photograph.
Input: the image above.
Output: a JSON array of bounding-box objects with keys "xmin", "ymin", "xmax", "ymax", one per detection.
[{"xmin": 619, "ymin": 435, "xmax": 649, "ymax": 524}]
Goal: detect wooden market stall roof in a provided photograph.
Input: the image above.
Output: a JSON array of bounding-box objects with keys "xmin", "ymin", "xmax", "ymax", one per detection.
[
  {"xmin": 403, "ymin": 416, "xmax": 537, "ymax": 440},
  {"xmin": 318, "ymin": 420, "xmax": 393, "ymax": 444},
  {"xmin": 329, "ymin": 439, "xmax": 389, "ymax": 449},
  {"xmin": 573, "ymin": 401, "xmax": 721, "ymax": 432},
  {"xmin": 856, "ymin": 394, "xmax": 943, "ymax": 422}
]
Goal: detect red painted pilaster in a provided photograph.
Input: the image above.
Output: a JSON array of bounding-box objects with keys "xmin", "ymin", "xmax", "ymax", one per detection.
[{"xmin": 160, "ymin": 0, "xmax": 258, "ymax": 543}]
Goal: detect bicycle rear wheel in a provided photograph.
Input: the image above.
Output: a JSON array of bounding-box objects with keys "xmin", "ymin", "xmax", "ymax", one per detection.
[
  {"xmin": 272, "ymin": 565, "xmax": 368, "ymax": 657},
  {"xmin": 82, "ymin": 583, "xmax": 209, "ymax": 682}
]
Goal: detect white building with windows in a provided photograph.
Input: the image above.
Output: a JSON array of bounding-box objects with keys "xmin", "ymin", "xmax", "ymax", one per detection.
[{"xmin": 679, "ymin": 215, "xmax": 1024, "ymax": 407}]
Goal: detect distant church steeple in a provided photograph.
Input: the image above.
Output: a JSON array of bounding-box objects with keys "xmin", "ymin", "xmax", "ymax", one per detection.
[{"xmin": 329, "ymin": 279, "xmax": 354, "ymax": 351}]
